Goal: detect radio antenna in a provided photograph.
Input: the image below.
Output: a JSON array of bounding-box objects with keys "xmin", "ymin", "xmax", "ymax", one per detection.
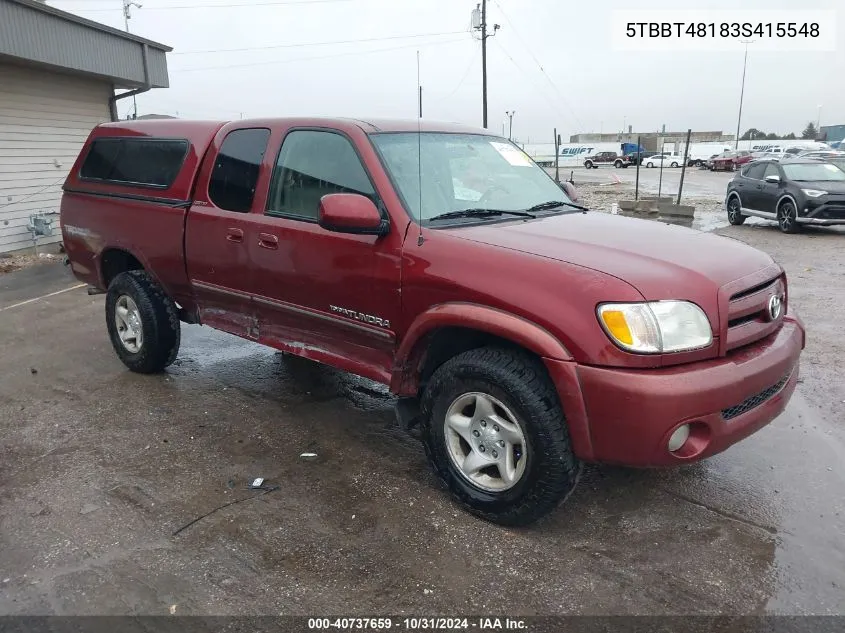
[{"xmin": 416, "ymin": 50, "xmax": 424, "ymax": 246}]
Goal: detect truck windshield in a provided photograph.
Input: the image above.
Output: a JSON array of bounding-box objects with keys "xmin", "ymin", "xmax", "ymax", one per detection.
[{"xmin": 370, "ymin": 132, "xmax": 573, "ymax": 223}]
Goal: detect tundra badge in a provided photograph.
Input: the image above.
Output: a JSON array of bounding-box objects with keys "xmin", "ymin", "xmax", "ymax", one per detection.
[{"xmin": 330, "ymin": 305, "xmax": 390, "ymax": 329}]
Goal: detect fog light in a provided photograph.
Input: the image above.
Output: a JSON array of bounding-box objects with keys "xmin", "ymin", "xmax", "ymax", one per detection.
[{"xmin": 668, "ymin": 424, "xmax": 690, "ymax": 452}]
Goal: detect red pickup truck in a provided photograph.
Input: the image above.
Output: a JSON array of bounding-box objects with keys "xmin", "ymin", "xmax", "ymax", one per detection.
[{"xmin": 61, "ymin": 118, "xmax": 804, "ymax": 525}]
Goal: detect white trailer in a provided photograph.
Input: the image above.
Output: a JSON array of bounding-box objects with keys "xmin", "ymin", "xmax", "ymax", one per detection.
[{"xmin": 522, "ymin": 142, "xmax": 627, "ymax": 167}]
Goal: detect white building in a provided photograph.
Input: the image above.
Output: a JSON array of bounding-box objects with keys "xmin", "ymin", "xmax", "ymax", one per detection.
[{"xmin": 0, "ymin": 0, "xmax": 171, "ymax": 253}]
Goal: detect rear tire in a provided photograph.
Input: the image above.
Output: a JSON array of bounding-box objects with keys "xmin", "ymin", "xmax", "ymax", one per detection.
[
  {"xmin": 670, "ymin": 161, "xmax": 679, "ymax": 168},
  {"xmin": 105, "ymin": 270, "xmax": 181, "ymax": 373},
  {"xmin": 420, "ymin": 347, "xmax": 581, "ymax": 526}
]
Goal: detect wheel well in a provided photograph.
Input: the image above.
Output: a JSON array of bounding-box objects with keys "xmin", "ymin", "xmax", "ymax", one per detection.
[
  {"xmin": 100, "ymin": 249, "xmax": 143, "ymax": 288},
  {"xmin": 417, "ymin": 327, "xmax": 537, "ymax": 393},
  {"xmin": 777, "ymin": 195, "xmax": 797, "ymax": 210}
]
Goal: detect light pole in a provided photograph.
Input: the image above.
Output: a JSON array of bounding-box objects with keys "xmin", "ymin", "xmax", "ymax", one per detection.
[
  {"xmin": 123, "ymin": 0, "xmax": 142, "ymax": 119},
  {"xmin": 505, "ymin": 110, "xmax": 515, "ymax": 140},
  {"xmin": 735, "ymin": 40, "xmax": 754, "ymax": 150},
  {"xmin": 817, "ymin": 104, "xmax": 822, "ymax": 138}
]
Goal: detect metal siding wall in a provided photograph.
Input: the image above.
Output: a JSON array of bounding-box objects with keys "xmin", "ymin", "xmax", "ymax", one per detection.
[
  {"xmin": 0, "ymin": 0, "xmax": 169, "ymax": 87},
  {"xmin": 0, "ymin": 64, "xmax": 111, "ymax": 253},
  {"xmin": 146, "ymin": 50, "xmax": 170, "ymax": 89}
]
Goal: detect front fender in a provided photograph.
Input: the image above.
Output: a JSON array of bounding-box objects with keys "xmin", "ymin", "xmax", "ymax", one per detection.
[{"xmin": 390, "ymin": 302, "xmax": 572, "ymax": 395}]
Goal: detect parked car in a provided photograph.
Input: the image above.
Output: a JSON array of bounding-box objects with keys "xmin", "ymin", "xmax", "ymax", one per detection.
[
  {"xmin": 797, "ymin": 150, "xmax": 845, "ymax": 160},
  {"xmin": 61, "ymin": 118, "xmax": 805, "ymax": 526},
  {"xmin": 750, "ymin": 152, "xmax": 784, "ymax": 162},
  {"xmin": 584, "ymin": 152, "xmax": 636, "ymax": 169},
  {"xmin": 711, "ymin": 151, "xmax": 752, "ymax": 171},
  {"xmin": 643, "ymin": 154, "xmax": 680, "ymax": 168},
  {"xmin": 702, "ymin": 153, "xmax": 722, "ymax": 169},
  {"xmin": 725, "ymin": 159, "xmax": 845, "ymax": 233},
  {"xmin": 582, "ymin": 151, "xmax": 634, "ymax": 169}
]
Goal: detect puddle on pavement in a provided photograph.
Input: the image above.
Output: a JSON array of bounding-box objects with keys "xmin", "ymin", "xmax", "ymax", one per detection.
[{"xmin": 170, "ymin": 326, "xmax": 394, "ymax": 414}]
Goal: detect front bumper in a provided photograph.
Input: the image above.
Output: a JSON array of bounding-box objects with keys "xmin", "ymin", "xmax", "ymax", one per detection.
[
  {"xmin": 544, "ymin": 316, "xmax": 804, "ymax": 467},
  {"xmin": 797, "ymin": 198, "xmax": 845, "ymax": 225}
]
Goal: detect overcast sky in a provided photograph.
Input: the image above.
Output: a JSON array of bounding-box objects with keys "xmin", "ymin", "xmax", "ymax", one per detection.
[{"xmin": 52, "ymin": 0, "xmax": 844, "ymax": 142}]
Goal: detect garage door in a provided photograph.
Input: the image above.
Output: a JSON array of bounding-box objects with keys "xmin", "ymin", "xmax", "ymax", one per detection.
[{"xmin": 0, "ymin": 64, "xmax": 110, "ymax": 253}]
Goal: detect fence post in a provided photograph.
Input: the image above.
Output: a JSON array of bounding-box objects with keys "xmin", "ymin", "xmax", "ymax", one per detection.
[
  {"xmin": 634, "ymin": 135, "xmax": 641, "ymax": 201},
  {"xmin": 658, "ymin": 140, "xmax": 665, "ymax": 199},
  {"xmin": 554, "ymin": 128, "xmax": 560, "ymax": 183},
  {"xmin": 677, "ymin": 128, "xmax": 692, "ymax": 205}
]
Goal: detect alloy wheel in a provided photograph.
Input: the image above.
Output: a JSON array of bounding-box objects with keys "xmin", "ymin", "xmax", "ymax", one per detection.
[
  {"xmin": 114, "ymin": 294, "xmax": 143, "ymax": 353},
  {"xmin": 443, "ymin": 392, "xmax": 528, "ymax": 492}
]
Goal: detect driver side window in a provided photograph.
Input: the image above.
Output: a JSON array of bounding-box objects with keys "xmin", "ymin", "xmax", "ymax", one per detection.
[{"xmin": 266, "ymin": 130, "xmax": 375, "ymax": 221}]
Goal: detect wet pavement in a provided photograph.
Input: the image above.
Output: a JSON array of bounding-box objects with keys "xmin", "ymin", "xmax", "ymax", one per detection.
[
  {"xmin": 562, "ymin": 165, "xmax": 735, "ymax": 199},
  {"xmin": 1, "ymin": 262, "xmax": 844, "ymax": 615}
]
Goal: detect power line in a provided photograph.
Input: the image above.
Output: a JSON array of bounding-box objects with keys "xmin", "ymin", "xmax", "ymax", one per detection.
[
  {"xmin": 431, "ymin": 48, "xmax": 479, "ymax": 103},
  {"xmin": 171, "ymin": 31, "xmax": 466, "ymax": 55},
  {"xmin": 492, "ymin": 39, "xmax": 573, "ymax": 130},
  {"xmin": 171, "ymin": 37, "xmax": 468, "ymax": 73},
  {"xmin": 490, "ymin": 0, "xmax": 583, "ymax": 130},
  {"xmin": 53, "ymin": 0, "xmax": 351, "ymax": 12}
]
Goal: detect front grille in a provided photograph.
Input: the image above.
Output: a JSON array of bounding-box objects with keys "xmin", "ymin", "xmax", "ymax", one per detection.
[
  {"xmin": 725, "ymin": 275, "xmax": 784, "ymax": 352},
  {"xmin": 721, "ymin": 371, "xmax": 792, "ymax": 421}
]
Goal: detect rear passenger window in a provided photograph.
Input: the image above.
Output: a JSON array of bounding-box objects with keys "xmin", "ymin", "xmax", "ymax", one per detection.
[
  {"xmin": 266, "ymin": 130, "xmax": 375, "ymax": 220},
  {"xmin": 80, "ymin": 138, "xmax": 188, "ymax": 187},
  {"xmin": 208, "ymin": 128, "xmax": 271, "ymax": 213},
  {"xmin": 743, "ymin": 163, "xmax": 766, "ymax": 179}
]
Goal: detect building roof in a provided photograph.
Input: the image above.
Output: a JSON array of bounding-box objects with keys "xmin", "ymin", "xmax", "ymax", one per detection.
[{"xmin": 0, "ymin": 0, "xmax": 170, "ymax": 89}]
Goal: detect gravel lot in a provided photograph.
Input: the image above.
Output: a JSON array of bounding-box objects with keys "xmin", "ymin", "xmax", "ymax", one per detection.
[{"xmin": 1, "ymin": 213, "xmax": 843, "ymax": 617}]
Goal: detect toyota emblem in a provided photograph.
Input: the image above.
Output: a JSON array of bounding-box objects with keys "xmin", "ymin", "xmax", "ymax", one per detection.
[{"xmin": 767, "ymin": 294, "xmax": 783, "ymax": 321}]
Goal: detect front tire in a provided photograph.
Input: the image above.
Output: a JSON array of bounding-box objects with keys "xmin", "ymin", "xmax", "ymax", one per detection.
[
  {"xmin": 777, "ymin": 199, "xmax": 800, "ymax": 234},
  {"xmin": 614, "ymin": 160, "xmax": 622, "ymax": 168},
  {"xmin": 670, "ymin": 161, "xmax": 679, "ymax": 168},
  {"xmin": 420, "ymin": 347, "xmax": 581, "ymax": 526},
  {"xmin": 583, "ymin": 160, "xmax": 593, "ymax": 169},
  {"xmin": 105, "ymin": 270, "xmax": 181, "ymax": 373},
  {"xmin": 726, "ymin": 195, "xmax": 746, "ymax": 225}
]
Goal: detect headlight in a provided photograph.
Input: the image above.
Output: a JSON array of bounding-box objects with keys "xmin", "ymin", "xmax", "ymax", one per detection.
[
  {"xmin": 801, "ymin": 189, "xmax": 827, "ymax": 198},
  {"xmin": 597, "ymin": 301, "xmax": 713, "ymax": 354}
]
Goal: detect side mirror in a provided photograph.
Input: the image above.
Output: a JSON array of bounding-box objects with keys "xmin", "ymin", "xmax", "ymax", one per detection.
[
  {"xmin": 559, "ymin": 180, "xmax": 579, "ymax": 202},
  {"xmin": 318, "ymin": 193, "xmax": 388, "ymax": 236},
  {"xmin": 765, "ymin": 175, "xmax": 781, "ymax": 184}
]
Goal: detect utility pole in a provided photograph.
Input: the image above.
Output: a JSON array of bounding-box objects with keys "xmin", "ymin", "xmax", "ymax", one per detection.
[
  {"xmin": 123, "ymin": 0, "xmax": 142, "ymax": 119},
  {"xmin": 472, "ymin": 1, "xmax": 499, "ymax": 128},
  {"xmin": 505, "ymin": 110, "xmax": 515, "ymax": 140},
  {"xmin": 418, "ymin": 86, "xmax": 423, "ymax": 118},
  {"xmin": 735, "ymin": 40, "xmax": 753, "ymax": 150},
  {"xmin": 817, "ymin": 104, "xmax": 822, "ymax": 137}
]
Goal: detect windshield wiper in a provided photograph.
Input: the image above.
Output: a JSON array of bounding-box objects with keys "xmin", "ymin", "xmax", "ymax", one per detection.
[
  {"xmin": 428, "ymin": 208, "xmax": 536, "ymax": 222},
  {"xmin": 525, "ymin": 199, "xmax": 589, "ymax": 213}
]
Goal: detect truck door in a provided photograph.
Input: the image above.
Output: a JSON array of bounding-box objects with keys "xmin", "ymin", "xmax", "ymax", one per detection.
[
  {"xmin": 248, "ymin": 128, "xmax": 403, "ymax": 383},
  {"xmin": 185, "ymin": 127, "xmax": 271, "ymax": 338}
]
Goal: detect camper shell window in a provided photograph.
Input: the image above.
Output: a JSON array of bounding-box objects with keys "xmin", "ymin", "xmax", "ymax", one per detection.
[{"xmin": 80, "ymin": 137, "xmax": 190, "ymax": 188}]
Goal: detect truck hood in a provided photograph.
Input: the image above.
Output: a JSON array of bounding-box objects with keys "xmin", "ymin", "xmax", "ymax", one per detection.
[{"xmin": 447, "ymin": 212, "xmax": 775, "ymax": 302}]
